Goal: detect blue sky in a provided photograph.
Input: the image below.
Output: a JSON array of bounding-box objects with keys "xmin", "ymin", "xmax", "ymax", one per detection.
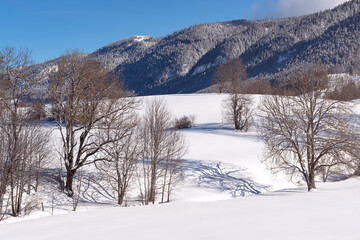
[{"xmin": 0, "ymin": 0, "xmax": 348, "ymax": 63}]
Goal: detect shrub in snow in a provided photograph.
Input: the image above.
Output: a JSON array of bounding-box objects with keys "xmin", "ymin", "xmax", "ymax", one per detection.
[
  {"xmin": 23, "ymin": 193, "xmax": 42, "ymax": 216},
  {"xmin": 174, "ymin": 115, "xmax": 196, "ymax": 129}
]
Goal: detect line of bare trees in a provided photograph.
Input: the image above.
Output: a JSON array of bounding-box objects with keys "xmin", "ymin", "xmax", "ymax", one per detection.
[
  {"xmin": 0, "ymin": 48, "xmax": 188, "ymax": 220},
  {"xmin": 94, "ymin": 98, "xmax": 187, "ymax": 206},
  {"xmin": 258, "ymin": 63, "xmax": 360, "ymax": 190},
  {"xmin": 137, "ymin": 98, "xmax": 187, "ymax": 205},
  {"xmin": 0, "ymin": 47, "xmax": 51, "ymax": 219},
  {"xmin": 45, "ymin": 51, "xmax": 188, "ymax": 204},
  {"xmin": 213, "ymin": 58, "xmax": 360, "ymax": 190},
  {"xmin": 45, "ymin": 51, "xmax": 140, "ymax": 197}
]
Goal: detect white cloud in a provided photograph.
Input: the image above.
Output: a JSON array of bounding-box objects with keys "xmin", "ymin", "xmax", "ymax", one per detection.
[{"xmin": 252, "ymin": 0, "xmax": 350, "ymax": 19}]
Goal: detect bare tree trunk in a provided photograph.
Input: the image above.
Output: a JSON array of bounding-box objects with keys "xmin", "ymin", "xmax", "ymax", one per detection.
[
  {"xmin": 161, "ymin": 160, "xmax": 169, "ymax": 203},
  {"xmin": 308, "ymin": 172, "xmax": 316, "ymax": 191},
  {"xmin": 27, "ymin": 159, "xmax": 33, "ymax": 195},
  {"xmin": 117, "ymin": 188, "xmax": 126, "ymax": 206},
  {"xmin": 149, "ymin": 164, "xmax": 157, "ymax": 204},
  {"xmin": 35, "ymin": 164, "xmax": 40, "ymax": 192},
  {"xmin": 166, "ymin": 173, "xmax": 173, "ymax": 203},
  {"xmin": 65, "ymin": 169, "xmax": 76, "ymax": 197},
  {"xmin": 72, "ymin": 170, "xmax": 83, "ymax": 212}
]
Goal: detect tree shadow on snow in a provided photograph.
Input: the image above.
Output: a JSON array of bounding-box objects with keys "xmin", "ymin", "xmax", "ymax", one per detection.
[
  {"xmin": 182, "ymin": 123, "xmax": 261, "ymax": 141},
  {"xmin": 40, "ymin": 168, "xmax": 116, "ymax": 205},
  {"xmin": 80, "ymin": 172, "xmax": 116, "ymax": 203},
  {"xmin": 184, "ymin": 160, "xmax": 269, "ymax": 197}
]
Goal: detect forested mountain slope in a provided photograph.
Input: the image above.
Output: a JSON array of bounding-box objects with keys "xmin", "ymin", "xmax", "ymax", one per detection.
[{"xmin": 39, "ymin": 0, "xmax": 360, "ymax": 95}]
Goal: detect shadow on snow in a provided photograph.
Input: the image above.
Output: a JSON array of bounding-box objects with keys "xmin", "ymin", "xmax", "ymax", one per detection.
[
  {"xmin": 184, "ymin": 160, "xmax": 269, "ymax": 197},
  {"xmin": 181, "ymin": 123, "xmax": 261, "ymax": 141}
]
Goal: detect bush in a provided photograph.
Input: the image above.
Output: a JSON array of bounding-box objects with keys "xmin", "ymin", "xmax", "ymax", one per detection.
[
  {"xmin": 174, "ymin": 115, "xmax": 195, "ymax": 129},
  {"xmin": 326, "ymin": 79, "xmax": 360, "ymax": 101},
  {"xmin": 29, "ymin": 100, "xmax": 47, "ymax": 121},
  {"xmin": 23, "ymin": 194, "xmax": 41, "ymax": 216}
]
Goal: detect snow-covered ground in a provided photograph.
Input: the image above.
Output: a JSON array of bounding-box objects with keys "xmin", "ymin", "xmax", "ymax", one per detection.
[
  {"xmin": 0, "ymin": 94, "xmax": 359, "ymax": 239},
  {"xmin": 1, "ymin": 179, "xmax": 359, "ymax": 240}
]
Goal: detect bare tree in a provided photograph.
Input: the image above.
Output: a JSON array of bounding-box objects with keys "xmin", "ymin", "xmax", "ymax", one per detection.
[
  {"xmin": 0, "ymin": 47, "xmax": 50, "ymax": 217},
  {"xmin": 0, "ymin": 127, "xmax": 10, "ymax": 220},
  {"xmin": 219, "ymin": 58, "xmax": 252, "ymax": 131},
  {"xmin": 72, "ymin": 169, "xmax": 83, "ymax": 212},
  {"xmin": 225, "ymin": 58, "xmax": 248, "ymax": 93},
  {"xmin": 138, "ymin": 98, "xmax": 187, "ymax": 205},
  {"xmin": 239, "ymin": 77, "xmax": 275, "ymax": 95},
  {"xmin": 0, "ymin": 47, "xmax": 34, "ymax": 216},
  {"xmin": 212, "ymin": 58, "xmax": 248, "ymax": 93},
  {"xmin": 0, "ymin": 47, "xmax": 32, "ymax": 216},
  {"xmin": 25, "ymin": 124, "xmax": 51, "ymax": 193},
  {"xmin": 9, "ymin": 124, "xmax": 51, "ymax": 216},
  {"xmin": 96, "ymin": 110, "xmax": 139, "ymax": 205},
  {"xmin": 160, "ymin": 130, "xmax": 186, "ymax": 203},
  {"xmin": 259, "ymin": 63, "xmax": 359, "ymax": 191},
  {"xmin": 212, "ymin": 64, "xmax": 227, "ymax": 93},
  {"xmin": 46, "ymin": 50, "xmax": 137, "ymax": 197},
  {"xmin": 223, "ymin": 94, "xmax": 252, "ymax": 131}
]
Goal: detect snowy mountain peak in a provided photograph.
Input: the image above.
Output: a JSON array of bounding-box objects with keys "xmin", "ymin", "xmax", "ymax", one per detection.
[{"xmin": 133, "ymin": 35, "xmax": 151, "ymax": 42}]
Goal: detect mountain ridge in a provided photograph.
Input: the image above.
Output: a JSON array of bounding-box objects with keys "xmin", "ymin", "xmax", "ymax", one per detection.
[{"xmin": 37, "ymin": 0, "xmax": 360, "ymax": 95}]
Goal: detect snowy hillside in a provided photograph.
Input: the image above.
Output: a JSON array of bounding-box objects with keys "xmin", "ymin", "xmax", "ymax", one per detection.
[
  {"xmin": 34, "ymin": 0, "xmax": 360, "ymax": 95},
  {"xmin": 0, "ymin": 94, "xmax": 359, "ymax": 240}
]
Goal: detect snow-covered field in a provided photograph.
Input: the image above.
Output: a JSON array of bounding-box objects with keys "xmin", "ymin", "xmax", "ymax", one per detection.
[{"xmin": 0, "ymin": 94, "xmax": 359, "ymax": 240}]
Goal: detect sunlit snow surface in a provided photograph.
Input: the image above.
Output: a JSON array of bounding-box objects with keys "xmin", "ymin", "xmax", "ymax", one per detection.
[{"xmin": 0, "ymin": 94, "xmax": 359, "ymax": 240}]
